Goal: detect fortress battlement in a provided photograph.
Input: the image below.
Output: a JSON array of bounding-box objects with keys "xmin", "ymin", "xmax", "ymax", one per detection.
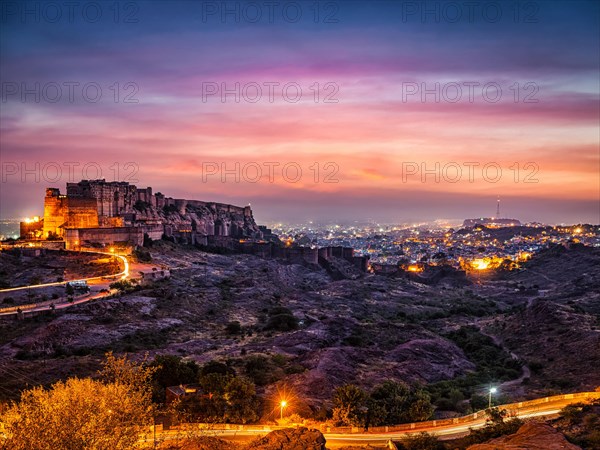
[{"xmin": 43, "ymin": 179, "xmax": 259, "ymax": 248}]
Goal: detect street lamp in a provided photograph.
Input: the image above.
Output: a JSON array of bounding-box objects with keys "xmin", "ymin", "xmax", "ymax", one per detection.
[
  {"xmin": 280, "ymin": 400, "xmax": 287, "ymax": 420},
  {"xmin": 488, "ymin": 387, "xmax": 497, "ymax": 409}
]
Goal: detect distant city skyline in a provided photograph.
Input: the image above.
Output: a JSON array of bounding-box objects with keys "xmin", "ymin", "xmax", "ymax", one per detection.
[
  {"xmin": 3, "ymin": 179, "xmax": 597, "ymax": 226},
  {"xmin": 1, "ymin": 1, "xmax": 598, "ymax": 224}
]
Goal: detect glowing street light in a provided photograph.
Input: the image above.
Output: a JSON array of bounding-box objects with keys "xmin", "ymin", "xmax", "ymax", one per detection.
[
  {"xmin": 280, "ymin": 400, "xmax": 287, "ymax": 420},
  {"xmin": 488, "ymin": 387, "xmax": 497, "ymax": 409}
]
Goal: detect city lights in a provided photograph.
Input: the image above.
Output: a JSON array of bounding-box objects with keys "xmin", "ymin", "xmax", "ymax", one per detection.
[{"xmin": 473, "ymin": 259, "xmax": 490, "ymax": 270}]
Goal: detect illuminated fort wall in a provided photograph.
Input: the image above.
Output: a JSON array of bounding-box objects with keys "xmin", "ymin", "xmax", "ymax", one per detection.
[
  {"xmin": 64, "ymin": 227, "xmax": 144, "ymax": 250},
  {"xmin": 67, "ymin": 180, "xmax": 139, "ymax": 217},
  {"xmin": 43, "ymin": 180, "xmax": 258, "ymax": 249},
  {"xmin": 43, "ymin": 188, "xmax": 99, "ymax": 238}
]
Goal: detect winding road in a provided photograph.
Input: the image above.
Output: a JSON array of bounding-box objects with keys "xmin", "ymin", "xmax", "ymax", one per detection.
[
  {"xmin": 0, "ymin": 250, "xmax": 164, "ymax": 316},
  {"xmin": 142, "ymin": 392, "xmax": 600, "ymax": 448}
]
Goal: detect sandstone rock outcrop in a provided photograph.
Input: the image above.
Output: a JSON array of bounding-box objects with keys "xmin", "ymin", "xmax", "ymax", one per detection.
[
  {"xmin": 467, "ymin": 422, "xmax": 581, "ymax": 450},
  {"xmin": 173, "ymin": 436, "xmax": 231, "ymax": 450},
  {"xmin": 246, "ymin": 427, "xmax": 326, "ymax": 450}
]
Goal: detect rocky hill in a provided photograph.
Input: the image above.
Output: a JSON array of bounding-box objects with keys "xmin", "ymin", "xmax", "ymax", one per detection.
[
  {"xmin": 1, "ymin": 241, "xmax": 598, "ymax": 418},
  {"xmin": 484, "ymin": 244, "xmax": 600, "ymax": 395}
]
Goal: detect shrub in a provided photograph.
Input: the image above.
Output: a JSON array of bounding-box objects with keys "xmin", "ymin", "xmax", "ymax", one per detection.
[
  {"xmin": 244, "ymin": 355, "xmax": 278, "ymax": 386},
  {"xmin": 464, "ymin": 408, "xmax": 524, "ymax": 445},
  {"xmin": 265, "ymin": 314, "xmax": 298, "ymax": 331},
  {"xmin": 529, "ymin": 360, "xmax": 544, "ymax": 374},
  {"xmin": 109, "ymin": 280, "xmax": 134, "ymax": 292},
  {"xmin": 201, "ymin": 360, "xmax": 235, "ymax": 377},
  {"xmin": 398, "ymin": 432, "xmax": 444, "ymax": 450},
  {"xmin": 342, "ymin": 332, "xmax": 366, "ymax": 347},
  {"xmin": 446, "ymin": 326, "xmax": 523, "ymax": 384},
  {"xmin": 225, "ymin": 321, "xmax": 242, "ymax": 335},
  {"xmin": 134, "ymin": 248, "xmax": 152, "ymax": 262}
]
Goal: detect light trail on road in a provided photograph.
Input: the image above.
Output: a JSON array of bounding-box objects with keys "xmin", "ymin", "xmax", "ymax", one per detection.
[
  {"xmin": 142, "ymin": 393, "xmax": 599, "ymax": 448},
  {"xmin": 0, "ymin": 250, "xmax": 152, "ymax": 316}
]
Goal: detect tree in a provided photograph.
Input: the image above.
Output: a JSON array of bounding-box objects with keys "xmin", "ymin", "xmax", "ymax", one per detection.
[
  {"xmin": 178, "ymin": 370, "xmax": 260, "ymax": 424},
  {"xmin": 244, "ymin": 355, "xmax": 276, "ymax": 386},
  {"xmin": 366, "ymin": 381, "xmax": 433, "ymax": 426},
  {"xmin": 331, "ymin": 384, "xmax": 368, "ymax": 427},
  {"xmin": 201, "ymin": 360, "xmax": 235, "ymax": 377},
  {"xmin": 407, "ymin": 389, "xmax": 434, "ymax": 422},
  {"xmin": 148, "ymin": 354, "xmax": 199, "ymax": 403},
  {"xmin": 99, "ymin": 351, "xmax": 156, "ymax": 403},
  {"xmin": 368, "ymin": 380, "xmax": 410, "ymax": 426},
  {"xmin": 1, "ymin": 377, "xmax": 151, "ymax": 450},
  {"xmin": 448, "ymin": 387, "xmax": 465, "ymax": 411},
  {"xmin": 223, "ymin": 376, "xmax": 260, "ymax": 424}
]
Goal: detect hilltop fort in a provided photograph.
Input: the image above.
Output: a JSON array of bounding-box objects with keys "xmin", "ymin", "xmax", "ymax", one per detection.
[
  {"xmin": 18, "ymin": 179, "xmax": 369, "ymax": 271},
  {"xmin": 39, "ymin": 179, "xmax": 260, "ymax": 249}
]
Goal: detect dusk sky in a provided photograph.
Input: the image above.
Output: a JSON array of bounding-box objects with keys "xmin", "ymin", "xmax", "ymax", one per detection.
[{"xmin": 1, "ymin": 0, "xmax": 599, "ymax": 224}]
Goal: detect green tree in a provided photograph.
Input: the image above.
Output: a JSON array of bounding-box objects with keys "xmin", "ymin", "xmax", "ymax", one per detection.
[
  {"xmin": 178, "ymin": 383, "xmax": 227, "ymax": 423},
  {"xmin": 407, "ymin": 388, "xmax": 435, "ymax": 422},
  {"xmin": 199, "ymin": 372, "xmax": 230, "ymax": 397},
  {"xmin": 368, "ymin": 380, "xmax": 410, "ymax": 426},
  {"xmin": 179, "ymin": 373, "xmax": 260, "ymax": 424},
  {"xmin": 470, "ymin": 393, "xmax": 488, "ymax": 411},
  {"xmin": 244, "ymin": 355, "xmax": 276, "ymax": 386},
  {"xmin": 148, "ymin": 354, "xmax": 199, "ymax": 403},
  {"xmin": 367, "ymin": 381, "xmax": 433, "ymax": 426},
  {"xmin": 331, "ymin": 384, "xmax": 368, "ymax": 427},
  {"xmin": 223, "ymin": 376, "xmax": 260, "ymax": 424},
  {"xmin": 200, "ymin": 360, "xmax": 235, "ymax": 377},
  {"xmin": 448, "ymin": 387, "xmax": 465, "ymax": 411}
]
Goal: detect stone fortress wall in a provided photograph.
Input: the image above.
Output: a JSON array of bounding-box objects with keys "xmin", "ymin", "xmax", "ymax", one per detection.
[
  {"xmin": 37, "ymin": 179, "xmax": 369, "ymax": 271},
  {"xmin": 42, "ymin": 188, "xmax": 99, "ymax": 238},
  {"xmin": 43, "ymin": 180, "xmax": 258, "ymax": 249},
  {"xmin": 65, "ymin": 180, "xmax": 252, "ymax": 221}
]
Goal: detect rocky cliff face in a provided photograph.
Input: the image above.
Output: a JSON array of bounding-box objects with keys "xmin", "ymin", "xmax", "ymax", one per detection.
[
  {"xmin": 467, "ymin": 422, "xmax": 581, "ymax": 450},
  {"xmin": 62, "ymin": 179, "xmax": 262, "ymax": 238},
  {"xmin": 134, "ymin": 201, "xmax": 261, "ymax": 238}
]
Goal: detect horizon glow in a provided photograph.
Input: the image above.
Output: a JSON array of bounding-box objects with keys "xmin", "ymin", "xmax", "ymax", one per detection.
[{"xmin": 0, "ymin": 0, "xmax": 598, "ymax": 224}]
